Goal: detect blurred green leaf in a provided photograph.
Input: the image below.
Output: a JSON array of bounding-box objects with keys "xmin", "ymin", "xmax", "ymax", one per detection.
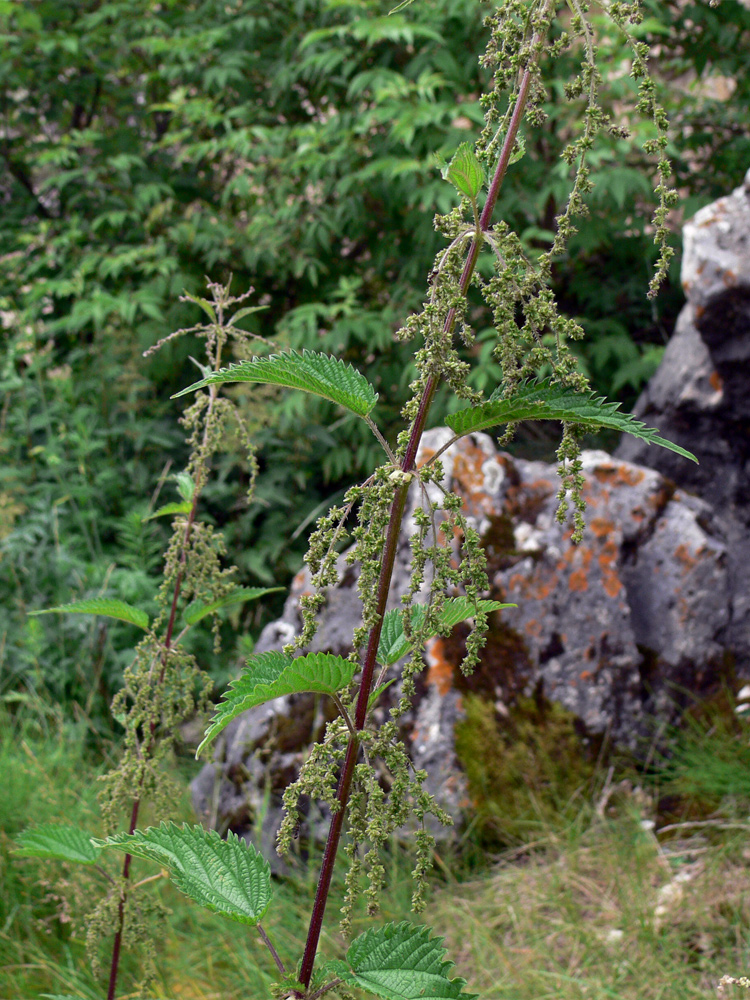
[
  {"xmin": 14, "ymin": 824, "xmax": 101, "ymax": 865},
  {"xmin": 183, "ymin": 587, "xmax": 284, "ymax": 626},
  {"xmin": 28, "ymin": 599, "xmax": 149, "ymax": 630},
  {"xmin": 144, "ymin": 501, "xmax": 192, "ymax": 521}
]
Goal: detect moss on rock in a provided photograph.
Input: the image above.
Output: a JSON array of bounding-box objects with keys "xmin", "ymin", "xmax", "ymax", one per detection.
[{"xmin": 454, "ymin": 689, "xmax": 596, "ymax": 847}]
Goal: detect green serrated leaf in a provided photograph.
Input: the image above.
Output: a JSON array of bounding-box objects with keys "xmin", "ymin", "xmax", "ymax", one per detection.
[
  {"xmin": 94, "ymin": 823, "xmax": 271, "ymax": 925},
  {"xmin": 183, "ymin": 291, "xmax": 216, "ymax": 323},
  {"xmin": 377, "ymin": 605, "xmax": 428, "ymax": 667},
  {"xmin": 14, "ymin": 824, "xmax": 101, "ymax": 864},
  {"xmin": 28, "ymin": 599, "xmax": 149, "ymax": 630},
  {"xmin": 444, "ymin": 142, "xmax": 483, "ymax": 201},
  {"xmin": 435, "ymin": 596, "xmax": 514, "ymax": 630},
  {"xmin": 197, "ymin": 651, "xmax": 357, "ymax": 758},
  {"xmin": 228, "ymin": 305, "xmax": 267, "ymax": 325},
  {"xmin": 376, "ymin": 598, "xmax": 511, "ymax": 667},
  {"xmin": 175, "ymin": 471, "xmax": 196, "ymax": 502},
  {"xmin": 183, "ymin": 587, "xmax": 284, "ymax": 626},
  {"xmin": 172, "ymin": 350, "xmax": 379, "ymax": 418},
  {"xmin": 144, "ymin": 500, "xmax": 192, "ymax": 521},
  {"xmin": 339, "ymin": 921, "xmax": 478, "ymax": 1000},
  {"xmin": 449, "ymin": 379, "xmax": 698, "ymax": 463}
]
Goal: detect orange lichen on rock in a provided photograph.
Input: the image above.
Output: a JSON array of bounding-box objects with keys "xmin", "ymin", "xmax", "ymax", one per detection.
[
  {"xmin": 648, "ymin": 484, "xmax": 674, "ymax": 513},
  {"xmin": 439, "ymin": 771, "xmax": 471, "ymax": 811},
  {"xmin": 424, "ymin": 637, "xmax": 455, "ymax": 696},
  {"xmin": 524, "ymin": 618, "xmax": 543, "ymax": 638},
  {"xmin": 698, "ymin": 207, "xmax": 722, "ymax": 228},
  {"xmin": 558, "ymin": 524, "xmax": 622, "ymax": 599},
  {"xmin": 677, "ymin": 594, "xmax": 690, "ymax": 623},
  {"xmin": 452, "ymin": 442, "xmax": 501, "ymax": 517},
  {"xmin": 507, "ymin": 565, "xmax": 559, "ymax": 602},
  {"xmin": 601, "ymin": 572, "xmax": 622, "ymax": 599},
  {"xmin": 535, "ymin": 568, "xmax": 560, "ymax": 599},
  {"xmin": 563, "ymin": 544, "xmax": 593, "ymax": 593},
  {"xmin": 598, "ymin": 537, "xmax": 622, "ymax": 598},
  {"xmin": 569, "ymin": 569, "xmax": 589, "ymax": 592},
  {"xmin": 416, "ymin": 446, "xmax": 436, "ymax": 468},
  {"xmin": 292, "ymin": 567, "xmax": 315, "ymax": 598},
  {"xmin": 505, "ymin": 477, "xmax": 555, "ymax": 523},
  {"xmin": 590, "ymin": 516, "xmax": 614, "ymax": 539},
  {"xmin": 594, "ymin": 463, "xmax": 645, "ymax": 488},
  {"xmin": 560, "ymin": 541, "xmax": 591, "ymax": 567},
  {"xmin": 674, "ymin": 543, "xmax": 699, "ymax": 574}
]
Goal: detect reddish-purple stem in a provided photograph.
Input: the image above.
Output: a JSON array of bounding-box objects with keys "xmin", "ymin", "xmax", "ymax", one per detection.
[
  {"xmin": 106, "ymin": 798, "xmax": 139, "ymax": 1000},
  {"xmin": 297, "ymin": 57, "xmax": 537, "ymax": 994}
]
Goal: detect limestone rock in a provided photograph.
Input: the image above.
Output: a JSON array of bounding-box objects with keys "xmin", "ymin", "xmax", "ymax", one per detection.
[
  {"xmin": 681, "ymin": 167, "xmax": 750, "ymax": 321},
  {"xmin": 616, "ymin": 167, "xmax": 750, "ymax": 675},
  {"xmin": 194, "ymin": 173, "xmax": 750, "ymax": 850},
  {"xmin": 193, "ymin": 434, "xmax": 730, "ymax": 849}
]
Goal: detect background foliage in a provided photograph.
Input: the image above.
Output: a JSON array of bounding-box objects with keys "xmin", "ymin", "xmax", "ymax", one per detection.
[{"xmin": 1, "ymin": 0, "xmax": 749, "ymax": 723}]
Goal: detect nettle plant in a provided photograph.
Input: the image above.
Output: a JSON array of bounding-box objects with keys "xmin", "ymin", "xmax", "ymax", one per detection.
[{"xmin": 15, "ymin": 2, "xmax": 701, "ymax": 998}]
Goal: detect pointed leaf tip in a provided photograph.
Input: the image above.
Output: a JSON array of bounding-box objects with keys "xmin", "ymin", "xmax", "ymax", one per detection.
[
  {"xmin": 444, "ymin": 142, "xmax": 484, "ymax": 201},
  {"xmin": 175, "ymin": 471, "xmax": 196, "ymax": 501},
  {"xmin": 144, "ymin": 500, "xmax": 192, "ymax": 520},
  {"xmin": 14, "ymin": 824, "xmax": 101, "ymax": 864},
  {"xmin": 183, "ymin": 586, "xmax": 284, "ymax": 626},
  {"xmin": 197, "ymin": 651, "xmax": 357, "ymax": 758},
  {"xmin": 172, "ymin": 350, "xmax": 378, "ymax": 418},
  {"xmin": 377, "ymin": 598, "xmax": 513, "ymax": 667},
  {"xmin": 28, "ymin": 598, "xmax": 149, "ymax": 630},
  {"xmin": 447, "ymin": 379, "xmax": 697, "ymax": 463}
]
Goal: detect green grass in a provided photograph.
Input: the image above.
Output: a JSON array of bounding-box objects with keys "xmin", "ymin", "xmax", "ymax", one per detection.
[
  {"xmin": 432, "ymin": 820, "xmax": 750, "ymax": 999},
  {"xmin": 0, "ymin": 703, "xmax": 110, "ymax": 1000},
  {"xmin": 651, "ymin": 700, "xmax": 750, "ymax": 821},
  {"xmin": 3, "ymin": 702, "xmax": 750, "ymax": 999}
]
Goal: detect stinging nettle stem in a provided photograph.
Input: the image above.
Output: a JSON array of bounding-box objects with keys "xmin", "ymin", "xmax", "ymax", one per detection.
[
  {"xmin": 296, "ymin": 29, "xmax": 544, "ymax": 992},
  {"xmin": 106, "ymin": 382, "xmax": 219, "ymax": 1000}
]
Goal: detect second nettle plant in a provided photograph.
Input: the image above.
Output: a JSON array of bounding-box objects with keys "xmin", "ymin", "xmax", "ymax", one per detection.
[{"xmin": 16, "ymin": 2, "xmax": 698, "ymax": 998}]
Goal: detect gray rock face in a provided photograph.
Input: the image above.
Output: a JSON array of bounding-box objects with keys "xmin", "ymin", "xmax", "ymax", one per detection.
[
  {"xmin": 616, "ymin": 166, "xmax": 750, "ymax": 674},
  {"xmin": 490, "ymin": 450, "xmax": 728, "ymax": 738},
  {"xmin": 193, "ymin": 434, "xmax": 731, "ymax": 849}
]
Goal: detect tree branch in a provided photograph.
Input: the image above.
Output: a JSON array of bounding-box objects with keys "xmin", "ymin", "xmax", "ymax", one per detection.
[{"xmin": 3, "ymin": 153, "xmax": 51, "ymax": 219}]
